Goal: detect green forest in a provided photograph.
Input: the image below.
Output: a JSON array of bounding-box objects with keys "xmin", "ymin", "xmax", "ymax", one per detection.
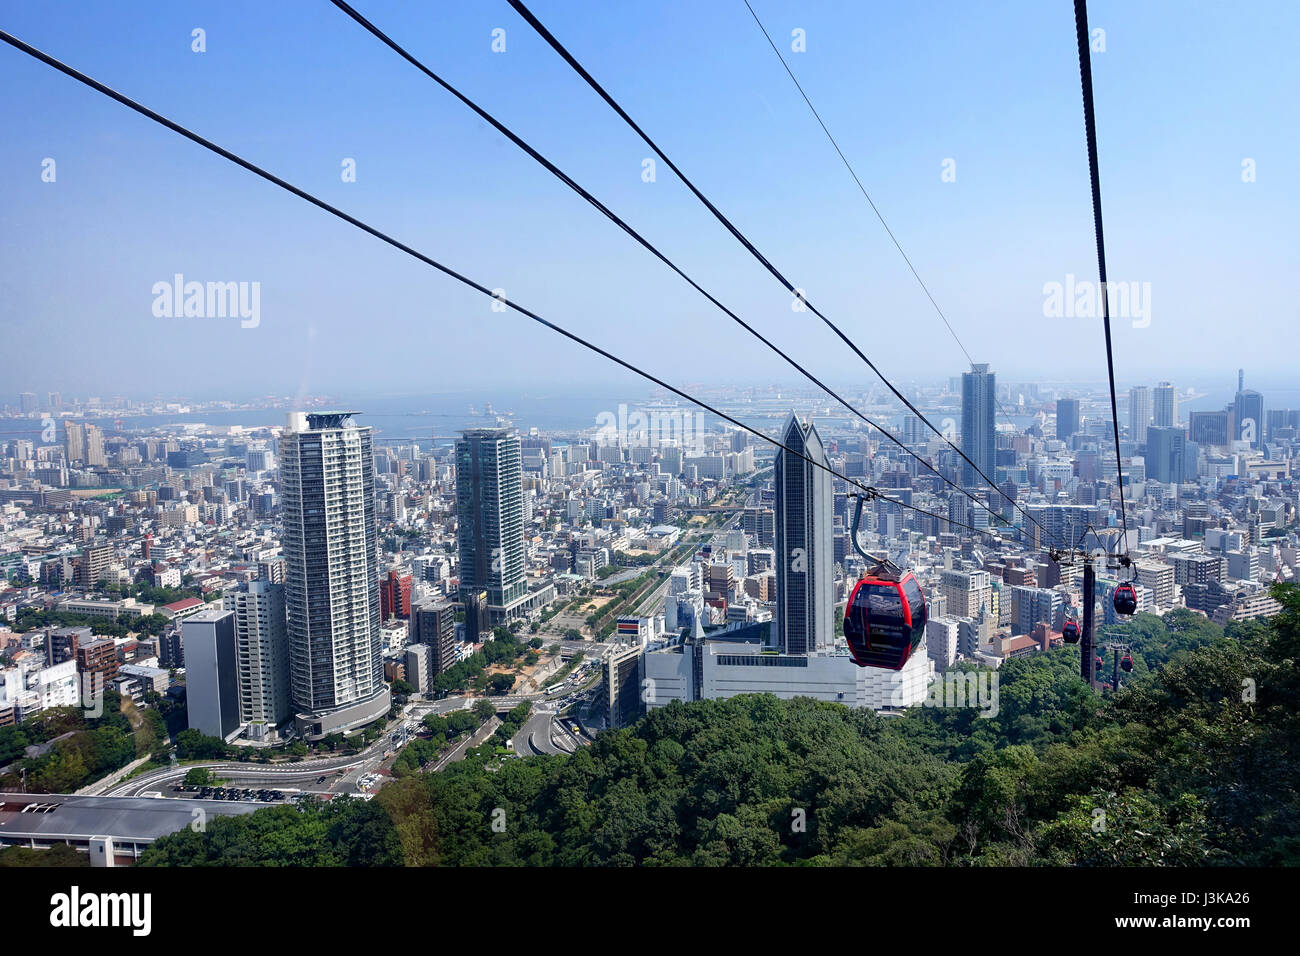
[
  {"xmin": 138, "ymin": 583, "xmax": 1300, "ymax": 866},
  {"xmin": 0, "ymin": 690, "xmax": 168, "ymax": 793}
]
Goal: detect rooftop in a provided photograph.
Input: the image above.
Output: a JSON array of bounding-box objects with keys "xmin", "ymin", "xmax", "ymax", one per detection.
[{"xmin": 0, "ymin": 793, "xmax": 262, "ymax": 843}]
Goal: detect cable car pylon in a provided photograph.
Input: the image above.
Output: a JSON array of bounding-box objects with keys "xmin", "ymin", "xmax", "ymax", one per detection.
[{"xmin": 1081, "ymin": 557, "xmax": 1096, "ymax": 689}]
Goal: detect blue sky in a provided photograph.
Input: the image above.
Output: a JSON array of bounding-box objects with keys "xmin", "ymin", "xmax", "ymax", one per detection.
[{"xmin": 1, "ymin": 0, "xmax": 1296, "ymax": 402}]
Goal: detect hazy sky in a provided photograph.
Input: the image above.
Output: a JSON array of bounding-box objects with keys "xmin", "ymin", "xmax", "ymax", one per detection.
[{"xmin": 1, "ymin": 0, "xmax": 1296, "ymax": 403}]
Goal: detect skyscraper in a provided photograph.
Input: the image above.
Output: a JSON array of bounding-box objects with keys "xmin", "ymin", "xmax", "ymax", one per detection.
[
  {"xmin": 224, "ymin": 580, "xmax": 291, "ymax": 737},
  {"xmin": 280, "ymin": 411, "xmax": 389, "ymax": 739},
  {"xmin": 1056, "ymin": 398, "xmax": 1080, "ymax": 440},
  {"xmin": 774, "ymin": 412, "xmax": 834, "ymax": 656},
  {"xmin": 65, "ymin": 421, "xmax": 85, "ymax": 464},
  {"xmin": 1128, "ymin": 386, "xmax": 1152, "ymax": 443},
  {"xmin": 1146, "ymin": 426, "xmax": 1187, "ymax": 484},
  {"xmin": 85, "ymin": 423, "xmax": 106, "ymax": 467},
  {"xmin": 183, "ymin": 607, "xmax": 240, "ymax": 740},
  {"xmin": 1153, "ymin": 382, "xmax": 1178, "ymax": 428},
  {"xmin": 1233, "ymin": 371, "xmax": 1264, "ymax": 449},
  {"xmin": 456, "ymin": 428, "xmax": 526, "ymax": 626},
  {"xmin": 961, "ymin": 363, "xmax": 996, "ymax": 488}
]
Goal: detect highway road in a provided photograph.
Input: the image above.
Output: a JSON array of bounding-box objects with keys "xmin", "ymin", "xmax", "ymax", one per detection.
[{"xmin": 104, "ymin": 696, "xmax": 474, "ymax": 798}]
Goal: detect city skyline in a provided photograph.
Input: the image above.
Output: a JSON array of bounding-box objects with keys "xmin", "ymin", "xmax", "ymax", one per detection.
[{"xmin": 2, "ymin": 0, "xmax": 1299, "ymax": 890}]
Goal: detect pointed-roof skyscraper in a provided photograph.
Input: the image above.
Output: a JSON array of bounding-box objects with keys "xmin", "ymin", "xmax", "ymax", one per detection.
[{"xmin": 774, "ymin": 411, "xmax": 834, "ymax": 655}]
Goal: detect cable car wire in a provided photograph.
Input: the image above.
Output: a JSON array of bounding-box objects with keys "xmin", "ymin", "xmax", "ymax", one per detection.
[
  {"xmin": 324, "ymin": 0, "xmax": 1017, "ymax": 535},
  {"xmin": 1073, "ymin": 0, "xmax": 1130, "ymax": 557},
  {"xmin": 504, "ymin": 0, "xmax": 1067, "ymax": 550},
  {"xmin": 0, "ymin": 28, "xmax": 997, "ymax": 542}
]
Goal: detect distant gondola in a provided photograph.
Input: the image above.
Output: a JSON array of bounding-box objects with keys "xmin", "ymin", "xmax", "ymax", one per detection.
[
  {"xmin": 1062, "ymin": 619, "xmax": 1080, "ymax": 644},
  {"xmin": 1120, "ymin": 654, "xmax": 1133, "ymax": 673}
]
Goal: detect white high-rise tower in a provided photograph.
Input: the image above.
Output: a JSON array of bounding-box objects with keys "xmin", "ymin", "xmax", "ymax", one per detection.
[
  {"xmin": 280, "ymin": 411, "xmax": 389, "ymax": 739},
  {"xmin": 1128, "ymin": 385, "xmax": 1152, "ymax": 443}
]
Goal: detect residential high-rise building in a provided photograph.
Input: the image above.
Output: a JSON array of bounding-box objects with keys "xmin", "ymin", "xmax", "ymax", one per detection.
[
  {"xmin": 85, "ymin": 423, "xmax": 106, "ymax": 467},
  {"xmin": 961, "ymin": 364, "xmax": 996, "ymax": 487},
  {"xmin": 1134, "ymin": 562, "xmax": 1176, "ymax": 609},
  {"xmin": 75, "ymin": 542, "xmax": 113, "ymax": 589},
  {"xmin": 940, "ymin": 568, "xmax": 993, "ymax": 620},
  {"xmin": 379, "ymin": 570, "xmax": 412, "ymax": 620},
  {"xmin": 224, "ymin": 580, "xmax": 291, "ymax": 735},
  {"xmin": 456, "ymin": 428, "xmax": 526, "ymax": 625},
  {"xmin": 183, "ymin": 607, "xmax": 240, "ymax": 740},
  {"xmin": 1129, "ymin": 385, "xmax": 1152, "ymax": 443},
  {"xmin": 280, "ymin": 411, "xmax": 389, "ymax": 740},
  {"xmin": 65, "ymin": 421, "xmax": 85, "ymax": 464},
  {"xmin": 404, "ymin": 644, "xmax": 431, "ymax": 694},
  {"xmin": 1056, "ymin": 399, "xmax": 1080, "ymax": 440},
  {"xmin": 774, "ymin": 412, "xmax": 834, "ymax": 655},
  {"xmin": 409, "ymin": 598, "xmax": 458, "ymax": 685},
  {"xmin": 75, "ymin": 637, "xmax": 120, "ymax": 706},
  {"xmin": 1153, "ymin": 382, "xmax": 1178, "ymax": 428}
]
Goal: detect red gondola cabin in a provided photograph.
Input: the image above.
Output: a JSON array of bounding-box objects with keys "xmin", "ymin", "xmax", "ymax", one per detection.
[
  {"xmin": 1113, "ymin": 582, "xmax": 1138, "ymax": 615},
  {"xmin": 1062, "ymin": 619, "xmax": 1080, "ymax": 644},
  {"xmin": 843, "ymin": 570, "xmax": 927, "ymax": 670}
]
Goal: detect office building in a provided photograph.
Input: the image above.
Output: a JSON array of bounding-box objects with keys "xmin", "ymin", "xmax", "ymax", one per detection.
[
  {"xmin": 1233, "ymin": 374, "xmax": 1264, "ymax": 449},
  {"xmin": 1056, "ymin": 398, "xmax": 1080, "ymax": 440},
  {"xmin": 774, "ymin": 412, "xmax": 834, "ymax": 656},
  {"xmin": 962, "ymin": 364, "xmax": 997, "ymax": 487},
  {"xmin": 601, "ymin": 641, "xmax": 645, "ymax": 729},
  {"xmin": 1146, "ymin": 426, "xmax": 1187, "ymax": 484},
  {"xmin": 1189, "ymin": 410, "xmax": 1230, "ymax": 447},
  {"xmin": 280, "ymin": 411, "xmax": 389, "ymax": 740},
  {"xmin": 183, "ymin": 608, "xmax": 240, "ymax": 740}
]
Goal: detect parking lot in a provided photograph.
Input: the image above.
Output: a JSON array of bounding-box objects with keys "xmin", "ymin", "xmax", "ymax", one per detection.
[{"xmin": 173, "ymin": 784, "xmax": 286, "ymax": 803}]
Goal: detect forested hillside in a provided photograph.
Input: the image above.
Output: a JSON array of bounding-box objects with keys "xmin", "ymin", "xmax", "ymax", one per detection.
[{"xmin": 140, "ymin": 585, "xmax": 1300, "ymax": 867}]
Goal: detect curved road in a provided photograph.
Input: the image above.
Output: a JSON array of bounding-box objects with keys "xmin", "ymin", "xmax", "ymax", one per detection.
[{"xmin": 105, "ymin": 696, "xmax": 475, "ymax": 797}]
